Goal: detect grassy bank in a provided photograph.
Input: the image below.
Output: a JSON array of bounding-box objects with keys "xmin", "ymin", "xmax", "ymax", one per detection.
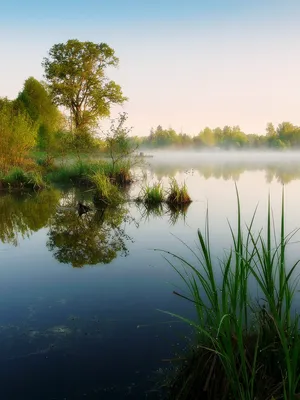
[
  {"xmin": 0, "ymin": 159, "xmax": 133, "ymax": 191},
  {"xmin": 0, "ymin": 168, "xmax": 46, "ymax": 190},
  {"xmin": 161, "ymin": 187, "xmax": 300, "ymax": 400}
]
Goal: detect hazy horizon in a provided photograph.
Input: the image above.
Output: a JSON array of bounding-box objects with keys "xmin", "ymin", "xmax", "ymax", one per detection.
[{"xmin": 1, "ymin": 0, "xmax": 300, "ymax": 136}]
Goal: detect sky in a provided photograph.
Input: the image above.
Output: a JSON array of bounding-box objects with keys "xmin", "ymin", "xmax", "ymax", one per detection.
[{"xmin": 1, "ymin": 0, "xmax": 300, "ymax": 136}]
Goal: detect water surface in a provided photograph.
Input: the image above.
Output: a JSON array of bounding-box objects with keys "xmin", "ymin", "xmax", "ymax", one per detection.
[{"xmin": 2, "ymin": 152, "xmax": 300, "ymax": 399}]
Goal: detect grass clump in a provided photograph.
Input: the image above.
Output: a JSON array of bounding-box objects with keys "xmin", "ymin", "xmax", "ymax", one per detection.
[
  {"xmin": 46, "ymin": 161, "xmax": 104, "ymax": 185},
  {"xmin": 166, "ymin": 178, "xmax": 192, "ymax": 205},
  {"xmin": 90, "ymin": 172, "xmax": 124, "ymax": 206},
  {"xmin": 102, "ymin": 160, "xmax": 133, "ymax": 185},
  {"xmin": 139, "ymin": 182, "xmax": 165, "ymax": 205},
  {"xmin": 0, "ymin": 168, "xmax": 46, "ymax": 190},
  {"xmin": 161, "ymin": 186, "xmax": 300, "ymax": 400},
  {"xmin": 46, "ymin": 160, "xmax": 132, "ymax": 187}
]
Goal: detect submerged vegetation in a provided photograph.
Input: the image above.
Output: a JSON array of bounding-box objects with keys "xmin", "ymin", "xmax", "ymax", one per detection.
[{"xmin": 161, "ymin": 188, "xmax": 300, "ymax": 400}]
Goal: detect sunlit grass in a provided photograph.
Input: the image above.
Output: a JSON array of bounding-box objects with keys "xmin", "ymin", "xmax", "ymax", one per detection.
[
  {"xmin": 139, "ymin": 182, "xmax": 165, "ymax": 205},
  {"xmin": 0, "ymin": 168, "xmax": 46, "ymax": 190},
  {"xmin": 166, "ymin": 178, "xmax": 192, "ymax": 205},
  {"xmin": 160, "ymin": 186, "xmax": 300, "ymax": 400},
  {"xmin": 90, "ymin": 172, "xmax": 124, "ymax": 206}
]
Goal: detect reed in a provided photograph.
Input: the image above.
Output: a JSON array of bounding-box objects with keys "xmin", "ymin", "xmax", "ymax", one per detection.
[{"xmin": 160, "ymin": 186, "xmax": 300, "ymax": 400}]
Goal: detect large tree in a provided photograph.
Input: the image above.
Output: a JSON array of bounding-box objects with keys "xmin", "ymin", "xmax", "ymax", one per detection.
[{"xmin": 42, "ymin": 39, "xmax": 127, "ymax": 133}]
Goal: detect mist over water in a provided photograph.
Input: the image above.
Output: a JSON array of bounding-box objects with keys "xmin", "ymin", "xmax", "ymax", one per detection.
[{"xmin": 145, "ymin": 150, "xmax": 300, "ymax": 168}]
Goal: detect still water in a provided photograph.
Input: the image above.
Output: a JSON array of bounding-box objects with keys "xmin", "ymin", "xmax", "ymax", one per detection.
[{"xmin": 1, "ymin": 151, "xmax": 300, "ymax": 399}]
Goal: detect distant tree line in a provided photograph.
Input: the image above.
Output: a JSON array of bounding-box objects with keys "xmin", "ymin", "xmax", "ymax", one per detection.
[{"xmin": 133, "ymin": 123, "xmax": 300, "ymax": 150}]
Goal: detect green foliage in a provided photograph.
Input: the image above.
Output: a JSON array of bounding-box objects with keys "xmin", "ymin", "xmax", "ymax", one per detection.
[
  {"xmin": 16, "ymin": 77, "xmax": 64, "ymax": 152},
  {"xmin": 90, "ymin": 172, "xmax": 124, "ymax": 206},
  {"xmin": 166, "ymin": 178, "xmax": 192, "ymax": 205},
  {"xmin": 0, "ymin": 101, "xmax": 37, "ymax": 171},
  {"xmin": 46, "ymin": 161, "xmax": 104, "ymax": 184},
  {"xmin": 140, "ymin": 182, "xmax": 164, "ymax": 205},
  {"xmin": 161, "ymin": 188, "xmax": 300, "ymax": 400},
  {"xmin": 141, "ymin": 122, "xmax": 300, "ymax": 149},
  {"xmin": 43, "ymin": 39, "xmax": 127, "ymax": 133},
  {"xmin": 104, "ymin": 112, "xmax": 138, "ymax": 181},
  {"xmin": 1, "ymin": 168, "xmax": 46, "ymax": 190}
]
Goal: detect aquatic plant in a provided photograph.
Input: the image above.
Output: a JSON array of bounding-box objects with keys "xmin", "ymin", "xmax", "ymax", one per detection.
[
  {"xmin": 166, "ymin": 178, "xmax": 191, "ymax": 205},
  {"xmin": 160, "ymin": 187, "xmax": 300, "ymax": 400},
  {"xmin": 100, "ymin": 159, "xmax": 133, "ymax": 185},
  {"xmin": 140, "ymin": 182, "xmax": 165, "ymax": 205},
  {"xmin": 90, "ymin": 172, "xmax": 124, "ymax": 206}
]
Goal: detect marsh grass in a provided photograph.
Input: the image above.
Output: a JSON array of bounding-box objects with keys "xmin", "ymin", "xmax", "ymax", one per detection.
[
  {"xmin": 166, "ymin": 178, "xmax": 192, "ymax": 205},
  {"xmin": 140, "ymin": 182, "xmax": 165, "ymax": 205},
  {"xmin": 46, "ymin": 160, "xmax": 132, "ymax": 187},
  {"xmin": 159, "ymin": 186, "xmax": 300, "ymax": 400},
  {"xmin": 45, "ymin": 161, "xmax": 104, "ymax": 184},
  {"xmin": 101, "ymin": 160, "xmax": 133, "ymax": 185},
  {"xmin": 0, "ymin": 168, "xmax": 46, "ymax": 190},
  {"xmin": 90, "ymin": 172, "xmax": 124, "ymax": 206}
]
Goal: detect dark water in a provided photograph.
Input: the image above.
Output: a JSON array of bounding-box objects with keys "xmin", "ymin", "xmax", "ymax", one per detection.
[{"xmin": 2, "ymin": 152, "xmax": 300, "ymax": 399}]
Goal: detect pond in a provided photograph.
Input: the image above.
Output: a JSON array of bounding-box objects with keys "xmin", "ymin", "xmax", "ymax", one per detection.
[{"xmin": 1, "ymin": 151, "xmax": 300, "ymax": 399}]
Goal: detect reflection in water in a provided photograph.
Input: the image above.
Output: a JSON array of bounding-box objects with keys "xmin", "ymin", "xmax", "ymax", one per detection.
[
  {"xmin": 47, "ymin": 194, "xmax": 132, "ymax": 267},
  {"xmin": 0, "ymin": 190, "xmax": 60, "ymax": 245},
  {"xmin": 150, "ymin": 159, "xmax": 300, "ymax": 184},
  {"xmin": 136, "ymin": 202, "xmax": 190, "ymax": 226}
]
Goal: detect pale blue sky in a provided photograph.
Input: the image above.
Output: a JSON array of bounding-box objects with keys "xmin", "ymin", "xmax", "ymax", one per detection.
[{"xmin": 1, "ymin": 0, "xmax": 300, "ymax": 135}]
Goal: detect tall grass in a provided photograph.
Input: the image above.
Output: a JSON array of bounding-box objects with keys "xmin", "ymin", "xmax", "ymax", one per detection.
[
  {"xmin": 46, "ymin": 160, "xmax": 132, "ymax": 186},
  {"xmin": 166, "ymin": 178, "xmax": 192, "ymax": 205},
  {"xmin": 45, "ymin": 161, "xmax": 104, "ymax": 184},
  {"xmin": 0, "ymin": 168, "xmax": 46, "ymax": 190},
  {"xmin": 160, "ymin": 186, "xmax": 300, "ymax": 400},
  {"xmin": 140, "ymin": 182, "xmax": 165, "ymax": 205},
  {"xmin": 90, "ymin": 172, "xmax": 124, "ymax": 206}
]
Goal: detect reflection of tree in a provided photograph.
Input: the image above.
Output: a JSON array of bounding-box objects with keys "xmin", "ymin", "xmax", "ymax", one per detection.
[
  {"xmin": 150, "ymin": 161, "xmax": 300, "ymax": 184},
  {"xmin": 47, "ymin": 200, "xmax": 131, "ymax": 267},
  {"xmin": 0, "ymin": 190, "xmax": 60, "ymax": 245}
]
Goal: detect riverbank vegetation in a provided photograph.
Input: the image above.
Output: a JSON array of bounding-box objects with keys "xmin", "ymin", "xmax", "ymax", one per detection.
[
  {"xmin": 161, "ymin": 189, "xmax": 300, "ymax": 400},
  {"xmin": 0, "ymin": 39, "xmax": 133, "ymax": 196}
]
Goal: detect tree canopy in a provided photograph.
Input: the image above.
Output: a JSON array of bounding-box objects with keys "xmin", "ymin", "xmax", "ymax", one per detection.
[
  {"xmin": 43, "ymin": 39, "xmax": 127, "ymax": 133},
  {"xmin": 16, "ymin": 77, "xmax": 64, "ymax": 150}
]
